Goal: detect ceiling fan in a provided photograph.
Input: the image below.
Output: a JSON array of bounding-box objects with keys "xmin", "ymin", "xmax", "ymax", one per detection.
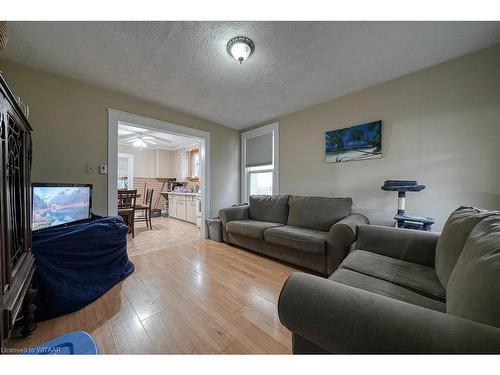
[{"xmin": 123, "ymin": 135, "xmax": 158, "ymax": 148}]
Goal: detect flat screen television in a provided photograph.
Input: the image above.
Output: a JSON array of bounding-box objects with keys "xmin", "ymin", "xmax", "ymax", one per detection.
[{"xmin": 32, "ymin": 183, "xmax": 93, "ymax": 231}]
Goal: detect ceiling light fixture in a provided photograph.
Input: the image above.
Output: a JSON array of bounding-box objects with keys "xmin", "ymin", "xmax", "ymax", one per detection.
[
  {"xmin": 133, "ymin": 139, "xmax": 147, "ymax": 148},
  {"xmin": 227, "ymin": 36, "xmax": 255, "ymax": 64}
]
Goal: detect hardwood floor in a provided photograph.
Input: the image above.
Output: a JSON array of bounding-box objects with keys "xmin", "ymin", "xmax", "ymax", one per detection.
[
  {"xmin": 8, "ymin": 226, "xmax": 301, "ymax": 354},
  {"xmin": 127, "ymin": 217, "xmax": 201, "ymax": 257}
]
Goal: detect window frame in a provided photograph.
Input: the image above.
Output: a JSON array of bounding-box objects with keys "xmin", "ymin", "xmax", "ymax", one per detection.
[
  {"xmin": 240, "ymin": 122, "xmax": 279, "ymax": 203},
  {"xmin": 188, "ymin": 148, "xmax": 200, "ymax": 178}
]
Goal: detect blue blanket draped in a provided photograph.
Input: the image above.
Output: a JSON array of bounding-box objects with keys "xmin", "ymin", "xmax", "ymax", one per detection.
[{"xmin": 32, "ymin": 215, "xmax": 134, "ymax": 321}]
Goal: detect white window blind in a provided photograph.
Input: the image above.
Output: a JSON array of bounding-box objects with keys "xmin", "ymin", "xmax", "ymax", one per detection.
[{"xmin": 245, "ymin": 133, "xmax": 273, "ymax": 168}]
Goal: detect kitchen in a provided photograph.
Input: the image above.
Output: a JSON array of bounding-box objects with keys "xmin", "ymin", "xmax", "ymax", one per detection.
[
  {"xmin": 117, "ymin": 123, "xmax": 203, "ymax": 255},
  {"xmin": 164, "ymin": 144, "xmax": 202, "ymax": 227}
]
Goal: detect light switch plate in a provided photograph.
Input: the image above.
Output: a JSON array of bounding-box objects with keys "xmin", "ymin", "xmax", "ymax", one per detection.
[
  {"xmin": 86, "ymin": 163, "xmax": 96, "ymax": 174},
  {"xmin": 99, "ymin": 164, "xmax": 108, "ymax": 174}
]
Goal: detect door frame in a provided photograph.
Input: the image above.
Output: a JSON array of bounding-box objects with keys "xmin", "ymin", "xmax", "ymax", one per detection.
[{"xmin": 107, "ymin": 108, "xmax": 211, "ymax": 237}]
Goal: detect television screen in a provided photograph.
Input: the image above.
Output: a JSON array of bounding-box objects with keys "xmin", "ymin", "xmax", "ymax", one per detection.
[{"xmin": 32, "ymin": 183, "xmax": 93, "ymax": 231}]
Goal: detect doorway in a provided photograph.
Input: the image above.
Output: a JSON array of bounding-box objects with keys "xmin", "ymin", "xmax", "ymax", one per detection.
[{"xmin": 107, "ymin": 109, "xmax": 210, "ymax": 242}]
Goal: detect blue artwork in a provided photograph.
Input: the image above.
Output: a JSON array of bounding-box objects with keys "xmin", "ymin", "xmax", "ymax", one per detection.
[{"xmin": 325, "ymin": 120, "xmax": 382, "ymax": 163}]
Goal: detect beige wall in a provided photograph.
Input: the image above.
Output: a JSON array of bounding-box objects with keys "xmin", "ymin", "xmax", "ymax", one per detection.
[
  {"xmin": 259, "ymin": 44, "xmax": 500, "ymax": 230},
  {"xmin": 118, "ymin": 144, "xmax": 157, "ymax": 178},
  {"xmin": 0, "ymin": 59, "xmax": 240, "ymax": 216}
]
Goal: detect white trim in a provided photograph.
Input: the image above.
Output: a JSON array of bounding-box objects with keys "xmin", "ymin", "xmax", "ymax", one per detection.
[
  {"xmin": 108, "ymin": 109, "xmax": 211, "ymax": 238},
  {"xmin": 171, "ymin": 142, "xmax": 200, "ymax": 151},
  {"xmin": 117, "ymin": 141, "xmax": 201, "ymax": 152},
  {"xmin": 240, "ymin": 122, "xmax": 279, "ymax": 202}
]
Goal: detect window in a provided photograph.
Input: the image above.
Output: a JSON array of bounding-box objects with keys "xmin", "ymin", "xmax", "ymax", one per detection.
[
  {"xmin": 193, "ymin": 153, "xmax": 200, "ymax": 177},
  {"xmin": 241, "ymin": 123, "xmax": 279, "ymax": 202},
  {"xmin": 188, "ymin": 148, "xmax": 200, "ymax": 178},
  {"xmin": 248, "ymin": 166, "xmax": 273, "ymax": 196},
  {"xmin": 118, "ymin": 153, "xmax": 134, "ymax": 190}
]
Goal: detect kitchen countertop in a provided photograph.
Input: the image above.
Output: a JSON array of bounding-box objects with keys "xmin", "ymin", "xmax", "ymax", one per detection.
[{"xmin": 161, "ymin": 191, "xmax": 201, "ymax": 196}]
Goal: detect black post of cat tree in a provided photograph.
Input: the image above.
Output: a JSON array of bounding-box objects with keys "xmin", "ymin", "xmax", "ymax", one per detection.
[{"xmin": 381, "ymin": 180, "xmax": 434, "ymax": 231}]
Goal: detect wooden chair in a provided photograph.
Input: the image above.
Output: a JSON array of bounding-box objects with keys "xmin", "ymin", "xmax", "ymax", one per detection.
[
  {"xmin": 134, "ymin": 188, "xmax": 154, "ymax": 229},
  {"xmin": 117, "ymin": 189, "xmax": 137, "ymax": 237}
]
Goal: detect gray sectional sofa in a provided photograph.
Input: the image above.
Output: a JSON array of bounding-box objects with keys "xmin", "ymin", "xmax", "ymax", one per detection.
[
  {"xmin": 278, "ymin": 206, "xmax": 500, "ymax": 353},
  {"xmin": 219, "ymin": 195, "xmax": 369, "ymax": 274}
]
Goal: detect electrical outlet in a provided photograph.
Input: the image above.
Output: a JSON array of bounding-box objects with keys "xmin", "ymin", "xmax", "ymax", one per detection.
[
  {"xmin": 86, "ymin": 163, "xmax": 97, "ymax": 174},
  {"xmin": 99, "ymin": 164, "xmax": 108, "ymax": 174}
]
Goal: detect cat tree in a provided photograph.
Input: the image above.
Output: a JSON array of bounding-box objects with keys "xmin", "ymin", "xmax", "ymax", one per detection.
[{"xmin": 381, "ymin": 180, "xmax": 434, "ymax": 231}]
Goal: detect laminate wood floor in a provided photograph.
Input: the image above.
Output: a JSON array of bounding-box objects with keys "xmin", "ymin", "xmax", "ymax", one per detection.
[
  {"xmin": 8, "ymin": 223, "xmax": 301, "ymax": 354},
  {"xmin": 127, "ymin": 217, "xmax": 201, "ymax": 257}
]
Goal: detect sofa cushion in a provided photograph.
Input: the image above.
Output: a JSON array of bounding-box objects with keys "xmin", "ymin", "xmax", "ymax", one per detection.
[
  {"xmin": 264, "ymin": 225, "xmax": 328, "ymax": 255},
  {"xmin": 435, "ymin": 206, "xmax": 496, "ymax": 287},
  {"xmin": 226, "ymin": 220, "xmax": 283, "ymax": 240},
  {"xmin": 248, "ymin": 195, "xmax": 290, "ymax": 224},
  {"xmin": 329, "ymin": 269, "xmax": 446, "ymax": 312},
  {"xmin": 447, "ymin": 215, "xmax": 500, "ymax": 328},
  {"xmin": 341, "ymin": 250, "xmax": 445, "ymax": 301},
  {"xmin": 287, "ymin": 196, "xmax": 352, "ymax": 232}
]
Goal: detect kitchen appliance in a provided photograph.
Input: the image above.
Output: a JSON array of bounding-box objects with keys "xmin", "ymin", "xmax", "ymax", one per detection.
[{"xmin": 168, "ymin": 181, "xmax": 184, "ymax": 192}]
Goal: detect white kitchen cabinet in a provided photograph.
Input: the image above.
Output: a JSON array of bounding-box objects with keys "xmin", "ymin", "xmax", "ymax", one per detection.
[
  {"xmin": 168, "ymin": 193, "xmax": 198, "ymax": 224},
  {"xmin": 176, "ymin": 200, "xmax": 187, "ymax": 221},
  {"xmin": 172, "ymin": 147, "xmax": 194, "ymax": 181},
  {"xmin": 172, "ymin": 149, "xmax": 183, "ymax": 181},
  {"xmin": 168, "ymin": 194, "xmax": 177, "ymax": 218},
  {"xmin": 186, "ymin": 201, "xmax": 197, "ymax": 223},
  {"xmin": 155, "ymin": 149, "xmax": 173, "ymax": 178}
]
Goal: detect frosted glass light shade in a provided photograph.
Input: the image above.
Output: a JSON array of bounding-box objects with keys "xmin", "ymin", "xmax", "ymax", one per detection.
[
  {"xmin": 227, "ymin": 36, "xmax": 255, "ymax": 64},
  {"xmin": 230, "ymin": 42, "xmax": 251, "ymax": 63}
]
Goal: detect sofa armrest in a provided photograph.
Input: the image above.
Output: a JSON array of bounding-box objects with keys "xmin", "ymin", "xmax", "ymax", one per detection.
[
  {"xmin": 326, "ymin": 214, "xmax": 369, "ymax": 274},
  {"xmin": 278, "ymin": 273, "xmax": 500, "ymax": 354},
  {"xmin": 218, "ymin": 205, "xmax": 249, "ymax": 242},
  {"xmin": 355, "ymin": 225, "xmax": 439, "ymax": 267}
]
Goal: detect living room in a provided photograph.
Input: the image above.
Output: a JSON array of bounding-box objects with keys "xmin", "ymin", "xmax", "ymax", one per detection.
[{"xmin": 1, "ymin": 1, "xmax": 499, "ymax": 374}]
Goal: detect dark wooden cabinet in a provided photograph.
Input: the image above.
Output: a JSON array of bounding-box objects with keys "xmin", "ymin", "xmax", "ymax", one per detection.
[{"xmin": 0, "ymin": 74, "xmax": 35, "ymax": 350}]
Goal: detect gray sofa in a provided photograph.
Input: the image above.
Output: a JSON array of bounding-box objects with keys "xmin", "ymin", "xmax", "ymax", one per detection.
[
  {"xmin": 278, "ymin": 206, "xmax": 500, "ymax": 353},
  {"xmin": 218, "ymin": 195, "xmax": 369, "ymax": 275}
]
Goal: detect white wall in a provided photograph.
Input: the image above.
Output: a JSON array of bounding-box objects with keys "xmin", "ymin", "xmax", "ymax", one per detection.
[{"xmin": 268, "ymin": 44, "xmax": 500, "ymax": 230}]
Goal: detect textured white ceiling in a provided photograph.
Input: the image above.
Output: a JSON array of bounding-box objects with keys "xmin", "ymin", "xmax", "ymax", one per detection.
[
  {"xmin": 2, "ymin": 21, "xmax": 500, "ymax": 129},
  {"xmin": 118, "ymin": 123, "xmax": 199, "ymax": 150}
]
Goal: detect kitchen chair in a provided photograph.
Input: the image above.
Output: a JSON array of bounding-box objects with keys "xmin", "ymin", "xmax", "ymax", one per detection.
[
  {"xmin": 117, "ymin": 189, "xmax": 137, "ymax": 237},
  {"xmin": 134, "ymin": 188, "xmax": 154, "ymax": 229}
]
